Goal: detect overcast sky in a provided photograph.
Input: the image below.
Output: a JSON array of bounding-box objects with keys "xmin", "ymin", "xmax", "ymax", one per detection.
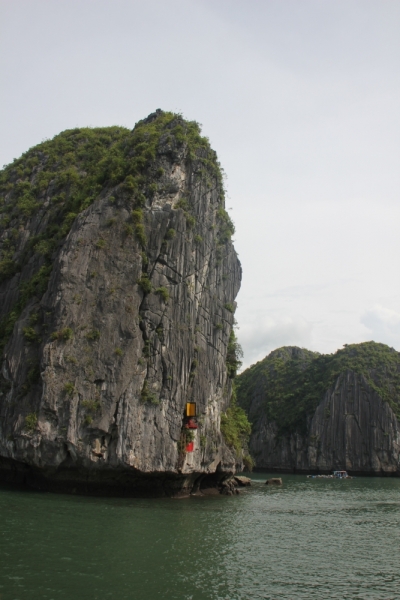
[{"xmin": 1, "ymin": 0, "xmax": 399, "ymax": 369}]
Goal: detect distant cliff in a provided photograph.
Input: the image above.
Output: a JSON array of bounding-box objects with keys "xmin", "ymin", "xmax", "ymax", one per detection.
[
  {"xmin": 0, "ymin": 110, "xmax": 245, "ymax": 495},
  {"xmin": 237, "ymin": 343, "xmax": 400, "ymax": 475}
]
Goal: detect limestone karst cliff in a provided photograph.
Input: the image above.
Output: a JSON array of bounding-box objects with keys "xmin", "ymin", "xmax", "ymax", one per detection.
[
  {"xmin": 237, "ymin": 343, "xmax": 400, "ymax": 475},
  {"xmin": 0, "ymin": 110, "xmax": 245, "ymax": 495}
]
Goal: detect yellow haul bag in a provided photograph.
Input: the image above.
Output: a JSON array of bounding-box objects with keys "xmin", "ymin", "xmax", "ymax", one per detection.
[{"xmin": 185, "ymin": 402, "xmax": 196, "ymax": 417}]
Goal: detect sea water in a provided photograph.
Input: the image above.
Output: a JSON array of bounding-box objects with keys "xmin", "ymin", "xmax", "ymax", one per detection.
[{"xmin": 1, "ymin": 473, "xmax": 399, "ymax": 599}]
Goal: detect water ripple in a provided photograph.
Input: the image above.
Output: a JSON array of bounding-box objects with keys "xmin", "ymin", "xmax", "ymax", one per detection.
[{"xmin": 0, "ymin": 475, "xmax": 399, "ymax": 599}]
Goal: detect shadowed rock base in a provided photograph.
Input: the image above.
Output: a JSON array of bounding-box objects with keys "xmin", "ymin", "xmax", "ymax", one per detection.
[{"xmin": 0, "ymin": 457, "xmax": 234, "ymax": 497}]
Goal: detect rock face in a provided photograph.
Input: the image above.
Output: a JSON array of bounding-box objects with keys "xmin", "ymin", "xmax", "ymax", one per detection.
[
  {"xmin": 0, "ymin": 111, "xmax": 242, "ymax": 495},
  {"xmin": 233, "ymin": 475, "xmax": 251, "ymax": 486},
  {"xmin": 237, "ymin": 344, "xmax": 400, "ymax": 476}
]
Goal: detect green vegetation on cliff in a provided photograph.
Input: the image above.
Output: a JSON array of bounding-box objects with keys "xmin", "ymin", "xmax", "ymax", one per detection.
[
  {"xmin": 221, "ymin": 386, "xmax": 251, "ymax": 454},
  {"xmin": 237, "ymin": 342, "xmax": 400, "ymax": 435},
  {"xmin": 0, "ymin": 110, "xmax": 233, "ymax": 354},
  {"xmin": 226, "ymin": 329, "xmax": 243, "ymax": 379},
  {"xmin": 221, "ymin": 333, "xmax": 253, "ymax": 469}
]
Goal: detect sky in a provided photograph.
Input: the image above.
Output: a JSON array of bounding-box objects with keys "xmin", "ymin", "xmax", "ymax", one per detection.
[{"xmin": 1, "ymin": 0, "xmax": 399, "ymax": 369}]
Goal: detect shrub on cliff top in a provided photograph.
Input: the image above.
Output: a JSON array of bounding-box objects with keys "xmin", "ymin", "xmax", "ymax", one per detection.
[
  {"xmin": 24, "ymin": 413, "xmax": 38, "ymax": 432},
  {"xmin": 140, "ymin": 380, "xmax": 159, "ymax": 404},
  {"xmin": 226, "ymin": 329, "xmax": 243, "ymax": 379},
  {"xmin": 0, "ymin": 258, "xmax": 17, "ymax": 283},
  {"xmin": 85, "ymin": 329, "xmax": 100, "ymax": 341},
  {"xmin": 51, "ymin": 327, "xmax": 73, "ymax": 342},
  {"xmin": 138, "ymin": 274, "xmax": 152, "ymax": 294},
  {"xmin": 217, "ymin": 208, "xmax": 235, "ymax": 244},
  {"xmin": 64, "ymin": 382, "xmax": 75, "ymax": 396},
  {"xmin": 132, "ymin": 208, "xmax": 147, "ymax": 248},
  {"xmin": 81, "ymin": 399, "xmax": 101, "ymax": 412},
  {"xmin": 155, "ymin": 286, "xmax": 169, "ymax": 303}
]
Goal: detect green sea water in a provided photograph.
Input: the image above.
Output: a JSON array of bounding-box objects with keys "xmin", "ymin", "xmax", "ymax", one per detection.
[{"xmin": 1, "ymin": 473, "xmax": 399, "ymax": 599}]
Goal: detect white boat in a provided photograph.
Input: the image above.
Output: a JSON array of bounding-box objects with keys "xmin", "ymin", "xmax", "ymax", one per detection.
[
  {"xmin": 307, "ymin": 470, "xmax": 352, "ymax": 479},
  {"xmin": 332, "ymin": 470, "xmax": 351, "ymax": 479}
]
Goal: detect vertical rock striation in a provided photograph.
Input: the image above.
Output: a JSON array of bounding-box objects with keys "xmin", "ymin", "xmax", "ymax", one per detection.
[{"xmin": 0, "ymin": 111, "xmax": 242, "ymax": 495}]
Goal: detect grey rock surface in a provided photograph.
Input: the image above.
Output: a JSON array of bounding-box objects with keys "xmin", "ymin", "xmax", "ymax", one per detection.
[
  {"xmin": 0, "ymin": 114, "xmax": 242, "ymax": 495},
  {"xmin": 233, "ymin": 475, "xmax": 251, "ymax": 486}
]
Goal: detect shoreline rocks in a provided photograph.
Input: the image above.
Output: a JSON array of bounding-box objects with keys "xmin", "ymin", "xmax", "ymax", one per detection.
[{"xmin": 234, "ymin": 475, "xmax": 252, "ymax": 486}]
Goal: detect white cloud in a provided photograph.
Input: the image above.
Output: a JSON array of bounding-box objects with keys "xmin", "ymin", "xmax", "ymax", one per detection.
[
  {"xmin": 361, "ymin": 306, "xmax": 400, "ymax": 349},
  {"xmin": 238, "ymin": 315, "xmax": 313, "ymax": 369}
]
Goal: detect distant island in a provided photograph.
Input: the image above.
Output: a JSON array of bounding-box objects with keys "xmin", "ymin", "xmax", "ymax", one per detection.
[{"xmin": 237, "ymin": 342, "xmax": 400, "ymax": 476}]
